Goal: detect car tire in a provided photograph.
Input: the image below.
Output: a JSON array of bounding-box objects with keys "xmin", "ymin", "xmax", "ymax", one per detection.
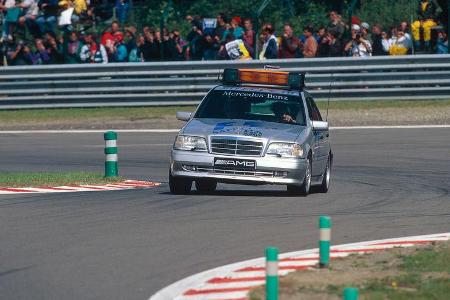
[
  {"xmin": 317, "ymin": 155, "xmax": 331, "ymax": 193},
  {"xmin": 169, "ymin": 171, "xmax": 192, "ymax": 194},
  {"xmin": 195, "ymin": 180, "xmax": 217, "ymax": 194},
  {"xmin": 287, "ymin": 157, "xmax": 311, "ymax": 196}
]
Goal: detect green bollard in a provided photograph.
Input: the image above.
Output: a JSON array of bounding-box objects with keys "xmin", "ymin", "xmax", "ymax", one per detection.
[
  {"xmin": 319, "ymin": 216, "xmax": 332, "ymax": 268},
  {"xmin": 265, "ymin": 247, "xmax": 279, "ymax": 300},
  {"xmin": 104, "ymin": 131, "xmax": 118, "ymax": 177},
  {"xmin": 343, "ymin": 287, "xmax": 359, "ymax": 300}
]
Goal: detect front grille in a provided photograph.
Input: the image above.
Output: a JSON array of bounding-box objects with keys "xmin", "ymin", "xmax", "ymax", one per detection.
[
  {"xmin": 210, "ymin": 137, "xmax": 263, "ymax": 156},
  {"xmin": 196, "ymin": 167, "xmax": 273, "ymax": 177}
]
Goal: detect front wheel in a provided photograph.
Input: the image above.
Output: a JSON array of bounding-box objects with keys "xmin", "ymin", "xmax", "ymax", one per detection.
[
  {"xmin": 317, "ymin": 155, "xmax": 331, "ymax": 193},
  {"xmin": 287, "ymin": 157, "xmax": 311, "ymax": 196},
  {"xmin": 195, "ymin": 180, "xmax": 217, "ymax": 194},
  {"xmin": 169, "ymin": 171, "xmax": 192, "ymax": 194}
]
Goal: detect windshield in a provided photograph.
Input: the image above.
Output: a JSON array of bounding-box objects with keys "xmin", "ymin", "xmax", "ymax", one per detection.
[{"xmin": 195, "ymin": 89, "xmax": 306, "ymax": 126}]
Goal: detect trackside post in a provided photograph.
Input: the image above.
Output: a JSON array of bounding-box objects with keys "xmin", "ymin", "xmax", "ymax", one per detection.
[
  {"xmin": 319, "ymin": 215, "xmax": 331, "ymax": 268},
  {"xmin": 343, "ymin": 287, "xmax": 359, "ymax": 299},
  {"xmin": 104, "ymin": 131, "xmax": 118, "ymax": 177},
  {"xmin": 265, "ymin": 247, "xmax": 279, "ymax": 300}
]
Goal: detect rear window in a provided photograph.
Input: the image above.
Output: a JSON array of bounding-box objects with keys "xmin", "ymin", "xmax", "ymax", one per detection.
[{"xmin": 195, "ymin": 90, "xmax": 306, "ymax": 126}]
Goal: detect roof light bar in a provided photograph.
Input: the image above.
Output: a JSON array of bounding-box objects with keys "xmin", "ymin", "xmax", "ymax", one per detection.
[{"xmin": 222, "ymin": 68, "xmax": 304, "ymax": 89}]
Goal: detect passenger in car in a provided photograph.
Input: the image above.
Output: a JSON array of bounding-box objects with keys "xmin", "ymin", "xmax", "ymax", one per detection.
[{"xmin": 271, "ymin": 101, "xmax": 296, "ymax": 124}]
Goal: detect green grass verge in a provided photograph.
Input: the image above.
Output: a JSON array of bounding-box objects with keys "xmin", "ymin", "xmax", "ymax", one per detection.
[
  {"xmin": 338, "ymin": 243, "xmax": 450, "ymax": 300},
  {"xmin": 317, "ymin": 99, "xmax": 450, "ymax": 110},
  {"xmin": 0, "ymin": 172, "xmax": 123, "ymax": 187},
  {"xmin": 400, "ymin": 244, "xmax": 450, "ymax": 273},
  {"xmin": 0, "ymin": 106, "xmax": 196, "ymax": 124},
  {"xmin": 360, "ymin": 275, "xmax": 450, "ymax": 300},
  {"xmin": 0, "ymin": 100, "xmax": 449, "ymax": 125}
]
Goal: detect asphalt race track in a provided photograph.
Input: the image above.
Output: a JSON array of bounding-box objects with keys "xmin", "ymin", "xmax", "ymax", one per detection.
[{"xmin": 1, "ymin": 128, "xmax": 449, "ymax": 300}]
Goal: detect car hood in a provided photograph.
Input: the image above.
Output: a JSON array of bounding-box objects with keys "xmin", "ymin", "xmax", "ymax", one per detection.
[{"xmin": 181, "ymin": 118, "xmax": 305, "ymax": 142}]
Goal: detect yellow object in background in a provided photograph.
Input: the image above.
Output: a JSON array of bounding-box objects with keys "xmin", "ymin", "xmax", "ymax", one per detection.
[
  {"xmin": 421, "ymin": 2, "xmax": 429, "ymax": 13},
  {"xmin": 389, "ymin": 45, "xmax": 408, "ymax": 56},
  {"xmin": 238, "ymin": 43, "xmax": 251, "ymax": 60},
  {"xmin": 58, "ymin": 0, "xmax": 87, "ymax": 14},
  {"xmin": 412, "ymin": 19, "xmax": 437, "ymax": 41}
]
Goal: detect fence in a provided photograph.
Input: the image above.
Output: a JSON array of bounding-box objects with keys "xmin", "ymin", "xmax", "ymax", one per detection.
[{"xmin": 1, "ymin": 54, "xmax": 450, "ymax": 109}]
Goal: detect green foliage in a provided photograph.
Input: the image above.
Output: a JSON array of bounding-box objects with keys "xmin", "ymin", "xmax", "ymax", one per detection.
[
  {"xmin": 353, "ymin": 0, "xmax": 418, "ymax": 29},
  {"xmin": 134, "ymin": 1, "xmax": 187, "ymax": 31},
  {"xmin": 127, "ymin": 0, "xmax": 420, "ymax": 37},
  {"xmin": 130, "ymin": 0, "xmax": 332, "ymax": 36},
  {"xmin": 186, "ymin": 0, "xmax": 256, "ymax": 19}
]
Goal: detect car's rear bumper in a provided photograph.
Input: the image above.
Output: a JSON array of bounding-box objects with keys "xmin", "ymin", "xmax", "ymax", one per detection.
[{"xmin": 170, "ymin": 150, "xmax": 307, "ymax": 185}]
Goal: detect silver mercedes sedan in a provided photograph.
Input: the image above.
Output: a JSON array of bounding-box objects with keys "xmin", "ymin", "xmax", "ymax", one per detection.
[{"xmin": 169, "ymin": 68, "xmax": 332, "ymax": 196}]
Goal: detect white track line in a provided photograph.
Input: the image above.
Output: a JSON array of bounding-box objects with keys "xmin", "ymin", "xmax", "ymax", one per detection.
[
  {"xmin": 0, "ymin": 129, "xmax": 181, "ymax": 134},
  {"xmin": 0, "ymin": 125, "xmax": 449, "ymax": 134},
  {"xmin": 330, "ymin": 125, "xmax": 450, "ymax": 130}
]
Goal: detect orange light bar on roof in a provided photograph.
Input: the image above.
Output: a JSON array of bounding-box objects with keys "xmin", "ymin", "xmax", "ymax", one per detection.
[
  {"xmin": 222, "ymin": 68, "xmax": 305, "ymax": 89},
  {"xmin": 238, "ymin": 69, "xmax": 289, "ymax": 86}
]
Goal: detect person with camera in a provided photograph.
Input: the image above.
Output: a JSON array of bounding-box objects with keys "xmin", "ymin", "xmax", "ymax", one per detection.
[
  {"xmin": 6, "ymin": 38, "xmax": 34, "ymax": 65},
  {"xmin": 201, "ymin": 31, "xmax": 220, "ymax": 60},
  {"xmin": 279, "ymin": 23, "xmax": 302, "ymax": 58},
  {"xmin": 388, "ymin": 26, "xmax": 412, "ymax": 55},
  {"xmin": 186, "ymin": 18, "xmax": 204, "ymax": 60},
  {"xmin": 344, "ymin": 24, "xmax": 372, "ymax": 57},
  {"xmin": 222, "ymin": 16, "xmax": 244, "ymax": 41},
  {"xmin": 139, "ymin": 27, "xmax": 159, "ymax": 62},
  {"xmin": 111, "ymin": 31, "xmax": 127, "ymax": 62},
  {"xmin": 317, "ymin": 30, "xmax": 342, "ymax": 57},
  {"xmin": 44, "ymin": 33, "xmax": 64, "ymax": 63},
  {"xmin": 371, "ymin": 24, "xmax": 388, "ymax": 56}
]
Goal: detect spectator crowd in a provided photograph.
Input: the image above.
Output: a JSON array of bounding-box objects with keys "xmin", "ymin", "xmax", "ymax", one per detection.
[{"xmin": 0, "ymin": 0, "xmax": 448, "ymax": 66}]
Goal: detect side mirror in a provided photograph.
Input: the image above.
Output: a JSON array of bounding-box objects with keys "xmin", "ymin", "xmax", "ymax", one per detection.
[
  {"xmin": 176, "ymin": 111, "xmax": 192, "ymax": 122},
  {"xmin": 312, "ymin": 120, "xmax": 328, "ymax": 130}
]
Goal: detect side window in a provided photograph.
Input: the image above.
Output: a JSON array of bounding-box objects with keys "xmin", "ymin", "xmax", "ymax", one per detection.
[{"xmin": 305, "ymin": 96, "xmax": 322, "ymax": 121}]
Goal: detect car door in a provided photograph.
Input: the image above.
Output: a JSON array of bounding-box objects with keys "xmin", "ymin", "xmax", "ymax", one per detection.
[{"xmin": 305, "ymin": 94, "xmax": 329, "ymax": 176}]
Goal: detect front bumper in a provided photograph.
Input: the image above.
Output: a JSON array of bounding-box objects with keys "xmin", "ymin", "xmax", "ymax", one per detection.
[{"xmin": 170, "ymin": 150, "xmax": 307, "ymax": 185}]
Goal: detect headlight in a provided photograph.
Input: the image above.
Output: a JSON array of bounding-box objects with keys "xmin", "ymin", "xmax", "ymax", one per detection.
[
  {"xmin": 266, "ymin": 143, "xmax": 304, "ymax": 158},
  {"xmin": 174, "ymin": 135, "xmax": 207, "ymax": 151}
]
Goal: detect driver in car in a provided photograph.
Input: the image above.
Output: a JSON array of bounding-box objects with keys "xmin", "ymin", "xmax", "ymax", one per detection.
[{"xmin": 271, "ymin": 101, "xmax": 296, "ymax": 124}]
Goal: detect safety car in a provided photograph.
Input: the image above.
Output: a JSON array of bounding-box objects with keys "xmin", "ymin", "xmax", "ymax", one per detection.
[{"xmin": 169, "ymin": 68, "xmax": 332, "ymax": 196}]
